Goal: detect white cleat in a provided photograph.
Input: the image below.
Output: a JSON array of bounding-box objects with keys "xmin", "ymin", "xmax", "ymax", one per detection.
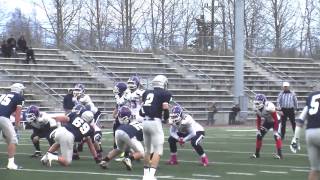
[
  {"xmin": 46, "ymin": 152, "xmax": 57, "ymax": 167},
  {"xmin": 7, "ymin": 163, "xmax": 22, "ymax": 170},
  {"xmin": 122, "ymin": 157, "xmax": 132, "ymax": 171},
  {"xmin": 40, "ymin": 153, "xmax": 49, "ymax": 166}
]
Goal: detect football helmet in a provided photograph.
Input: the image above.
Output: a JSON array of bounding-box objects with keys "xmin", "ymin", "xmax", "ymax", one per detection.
[
  {"xmin": 118, "ymin": 106, "xmax": 131, "ymax": 124},
  {"xmin": 170, "ymin": 106, "xmax": 183, "ymax": 125},
  {"xmin": 151, "ymin": 75, "xmax": 168, "ymax": 90},
  {"xmin": 73, "ymin": 83, "xmax": 85, "ymax": 97},
  {"xmin": 113, "ymin": 82, "xmax": 127, "ymax": 96},
  {"xmin": 254, "ymin": 94, "xmax": 267, "ymax": 110},
  {"xmin": 26, "ymin": 105, "xmax": 40, "ymax": 123},
  {"xmin": 81, "ymin": 110, "xmax": 94, "ymax": 123},
  {"xmin": 10, "ymin": 83, "xmax": 25, "ymax": 94},
  {"xmin": 72, "ymin": 104, "xmax": 86, "ymax": 115},
  {"xmin": 127, "ymin": 76, "xmax": 140, "ymax": 91}
]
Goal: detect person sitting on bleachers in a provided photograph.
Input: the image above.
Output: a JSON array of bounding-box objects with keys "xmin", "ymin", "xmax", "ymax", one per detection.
[
  {"xmin": 7, "ymin": 35, "xmax": 17, "ymax": 57},
  {"xmin": 25, "ymin": 47, "xmax": 36, "ymax": 64},
  {"xmin": 1, "ymin": 40, "xmax": 11, "ymax": 57},
  {"xmin": 17, "ymin": 35, "xmax": 27, "ymax": 53}
]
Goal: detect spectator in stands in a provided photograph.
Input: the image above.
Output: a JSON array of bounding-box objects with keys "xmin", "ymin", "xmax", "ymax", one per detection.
[
  {"xmin": 17, "ymin": 35, "xmax": 27, "ymax": 53},
  {"xmin": 207, "ymin": 102, "xmax": 217, "ymax": 126},
  {"xmin": 229, "ymin": 104, "xmax": 240, "ymax": 125},
  {"xmin": 276, "ymin": 81, "xmax": 298, "ymax": 140},
  {"xmin": 1, "ymin": 40, "xmax": 11, "ymax": 57},
  {"xmin": 25, "ymin": 47, "xmax": 36, "ymax": 64},
  {"xmin": 63, "ymin": 88, "xmax": 75, "ymax": 114},
  {"xmin": 7, "ymin": 35, "xmax": 17, "ymax": 57}
]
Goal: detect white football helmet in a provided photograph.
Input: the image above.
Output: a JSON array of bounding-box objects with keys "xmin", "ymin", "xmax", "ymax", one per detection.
[
  {"xmin": 151, "ymin": 75, "xmax": 168, "ymax": 89},
  {"xmin": 81, "ymin": 110, "xmax": 94, "ymax": 123},
  {"xmin": 73, "ymin": 83, "xmax": 85, "ymax": 97},
  {"xmin": 10, "ymin": 83, "xmax": 25, "ymax": 94}
]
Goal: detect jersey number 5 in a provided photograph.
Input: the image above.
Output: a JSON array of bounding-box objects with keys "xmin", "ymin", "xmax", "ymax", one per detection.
[
  {"xmin": 309, "ymin": 94, "xmax": 320, "ymax": 115},
  {"xmin": 0, "ymin": 94, "xmax": 14, "ymax": 106}
]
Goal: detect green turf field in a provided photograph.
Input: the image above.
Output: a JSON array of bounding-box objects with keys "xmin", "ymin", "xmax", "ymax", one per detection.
[{"xmin": 0, "ymin": 126, "xmax": 309, "ymax": 180}]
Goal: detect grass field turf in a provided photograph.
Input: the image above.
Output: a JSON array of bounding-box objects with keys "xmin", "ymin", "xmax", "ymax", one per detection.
[{"xmin": 0, "ymin": 126, "xmax": 309, "ymax": 180}]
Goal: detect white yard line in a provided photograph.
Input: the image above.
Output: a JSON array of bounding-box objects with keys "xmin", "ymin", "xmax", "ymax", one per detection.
[
  {"xmin": 291, "ymin": 169, "xmax": 309, "ymax": 172},
  {"xmin": 192, "ymin": 173, "xmax": 221, "ymax": 178},
  {"xmin": 260, "ymin": 170, "xmax": 288, "ymax": 174},
  {"xmin": 226, "ymin": 172, "xmax": 256, "ymax": 176}
]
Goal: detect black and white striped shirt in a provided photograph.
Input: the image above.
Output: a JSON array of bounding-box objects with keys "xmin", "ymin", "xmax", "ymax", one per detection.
[{"xmin": 276, "ymin": 90, "xmax": 298, "ymax": 109}]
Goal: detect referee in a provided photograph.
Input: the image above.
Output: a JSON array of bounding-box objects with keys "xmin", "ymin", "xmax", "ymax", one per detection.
[{"xmin": 276, "ymin": 82, "xmax": 298, "ymax": 140}]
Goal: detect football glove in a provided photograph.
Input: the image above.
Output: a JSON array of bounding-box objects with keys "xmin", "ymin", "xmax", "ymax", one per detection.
[{"xmin": 290, "ymin": 138, "xmax": 301, "ymax": 154}]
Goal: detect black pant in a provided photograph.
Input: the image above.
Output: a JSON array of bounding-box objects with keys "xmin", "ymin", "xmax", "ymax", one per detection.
[{"xmin": 280, "ymin": 108, "xmax": 296, "ymax": 140}]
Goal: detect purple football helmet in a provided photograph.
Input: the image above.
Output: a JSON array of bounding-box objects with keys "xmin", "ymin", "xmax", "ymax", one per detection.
[
  {"xmin": 127, "ymin": 76, "xmax": 140, "ymax": 90},
  {"xmin": 73, "ymin": 83, "xmax": 85, "ymax": 97},
  {"xmin": 26, "ymin": 105, "xmax": 40, "ymax": 122},
  {"xmin": 113, "ymin": 82, "xmax": 127, "ymax": 96},
  {"xmin": 170, "ymin": 106, "xmax": 183, "ymax": 124},
  {"xmin": 118, "ymin": 106, "xmax": 131, "ymax": 124},
  {"xmin": 254, "ymin": 94, "xmax": 267, "ymax": 109}
]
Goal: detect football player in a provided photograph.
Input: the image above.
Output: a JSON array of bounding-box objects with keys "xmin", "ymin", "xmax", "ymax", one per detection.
[
  {"xmin": 72, "ymin": 84, "xmax": 103, "ymax": 155},
  {"xmin": 0, "ymin": 83, "xmax": 25, "ymax": 169},
  {"xmin": 127, "ymin": 76, "xmax": 145, "ymax": 122},
  {"xmin": 112, "ymin": 82, "xmax": 130, "ymax": 149},
  {"xmin": 250, "ymin": 94, "xmax": 283, "ymax": 159},
  {"xmin": 140, "ymin": 75, "xmax": 172, "ymax": 180},
  {"xmin": 100, "ymin": 106, "xmax": 144, "ymax": 171},
  {"xmin": 40, "ymin": 110, "xmax": 99, "ymax": 167},
  {"xmin": 24, "ymin": 105, "xmax": 59, "ymax": 158},
  {"xmin": 290, "ymin": 91, "xmax": 320, "ymax": 180},
  {"xmin": 167, "ymin": 106, "xmax": 209, "ymax": 166}
]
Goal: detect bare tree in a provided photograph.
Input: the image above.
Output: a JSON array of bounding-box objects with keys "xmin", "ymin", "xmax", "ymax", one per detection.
[{"xmin": 39, "ymin": 0, "xmax": 82, "ymax": 48}]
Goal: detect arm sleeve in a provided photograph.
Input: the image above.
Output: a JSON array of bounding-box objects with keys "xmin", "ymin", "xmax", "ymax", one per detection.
[
  {"xmin": 170, "ymin": 126, "xmax": 179, "ymax": 140},
  {"xmin": 256, "ymin": 115, "xmax": 261, "ymax": 130},
  {"xmin": 272, "ymin": 111, "xmax": 279, "ymax": 131},
  {"xmin": 183, "ymin": 125, "xmax": 196, "ymax": 142}
]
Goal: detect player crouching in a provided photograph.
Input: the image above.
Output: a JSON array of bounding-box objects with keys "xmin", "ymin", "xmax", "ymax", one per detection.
[
  {"xmin": 167, "ymin": 106, "xmax": 209, "ymax": 166},
  {"xmin": 99, "ymin": 106, "xmax": 144, "ymax": 170}
]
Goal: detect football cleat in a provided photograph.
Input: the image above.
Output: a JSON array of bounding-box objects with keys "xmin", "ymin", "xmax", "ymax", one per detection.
[
  {"xmin": 273, "ymin": 153, "xmax": 283, "ymax": 160},
  {"xmin": 30, "ymin": 151, "xmax": 42, "ymax": 158},
  {"xmin": 167, "ymin": 154, "xmax": 178, "ymax": 165},
  {"xmin": 250, "ymin": 153, "xmax": 260, "ymax": 159},
  {"xmin": 40, "ymin": 153, "xmax": 49, "ymax": 165},
  {"xmin": 201, "ymin": 156, "xmax": 209, "ymax": 167},
  {"xmin": 7, "ymin": 163, "xmax": 22, "ymax": 170},
  {"xmin": 99, "ymin": 160, "xmax": 109, "ymax": 169},
  {"xmin": 122, "ymin": 157, "xmax": 132, "ymax": 171},
  {"xmin": 115, "ymin": 152, "xmax": 125, "ymax": 161},
  {"xmin": 44, "ymin": 152, "xmax": 57, "ymax": 167}
]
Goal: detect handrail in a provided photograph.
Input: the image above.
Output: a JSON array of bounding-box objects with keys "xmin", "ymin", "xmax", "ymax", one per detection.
[
  {"xmin": 245, "ymin": 50, "xmax": 297, "ymax": 83},
  {"xmin": 63, "ymin": 41, "xmax": 121, "ymax": 83},
  {"xmin": 0, "ymin": 66, "xmax": 63, "ymax": 105}
]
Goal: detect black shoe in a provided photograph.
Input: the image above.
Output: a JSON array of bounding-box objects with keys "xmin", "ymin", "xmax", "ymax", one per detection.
[
  {"xmin": 72, "ymin": 154, "xmax": 80, "ymax": 160},
  {"xmin": 77, "ymin": 144, "xmax": 83, "ymax": 152},
  {"xmin": 30, "ymin": 151, "xmax": 42, "ymax": 158}
]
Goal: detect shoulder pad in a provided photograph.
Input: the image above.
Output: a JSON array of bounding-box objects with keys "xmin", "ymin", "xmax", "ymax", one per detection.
[{"xmin": 265, "ymin": 101, "xmax": 276, "ymax": 112}]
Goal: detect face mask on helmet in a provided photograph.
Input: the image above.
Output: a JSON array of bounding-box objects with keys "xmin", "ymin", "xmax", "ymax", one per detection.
[
  {"xmin": 127, "ymin": 76, "xmax": 140, "ymax": 91},
  {"xmin": 170, "ymin": 106, "xmax": 183, "ymax": 125},
  {"xmin": 10, "ymin": 83, "xmax": 25, "ymax": 95},
  {"xmin": 254, "ymin": 94, "xmax": 267, "ymax": 110},
  {"xmin": 26, "ymin": 105, "xmax": 40, "ymax": 123},
  {"xmin": 151, "ymin": 75, "xmax": 168, "ymax": 90},
  {"xmin": 118, "ymin": 106, "xmax": 131, "ymax": 124},
  {"xmin": 73, "ymin": 84, "xmax": 85, "ymax": 97}
]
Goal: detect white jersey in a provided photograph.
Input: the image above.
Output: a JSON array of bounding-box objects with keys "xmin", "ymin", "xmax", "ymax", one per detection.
[
  {"xmin": 115, "ymin": 89, "xmax": 131, "ymax": 108},
  {"xmin": 73, "ymin": 94, "xmax": 98, "ymax": 114},
  {"xmin": 128, "ymin": 89, "xmax": 145, "ymax": 122},
  {"xmin": 29, "ymin": 112, "xmax": 58, "ymax": 129},
  {"xmin": 169, "ymin": 114, "xmax": 204, "ymax": 142},
  {"xmin": 255, "ymin": 101, "xmax": 277, "ymax": 122}
]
